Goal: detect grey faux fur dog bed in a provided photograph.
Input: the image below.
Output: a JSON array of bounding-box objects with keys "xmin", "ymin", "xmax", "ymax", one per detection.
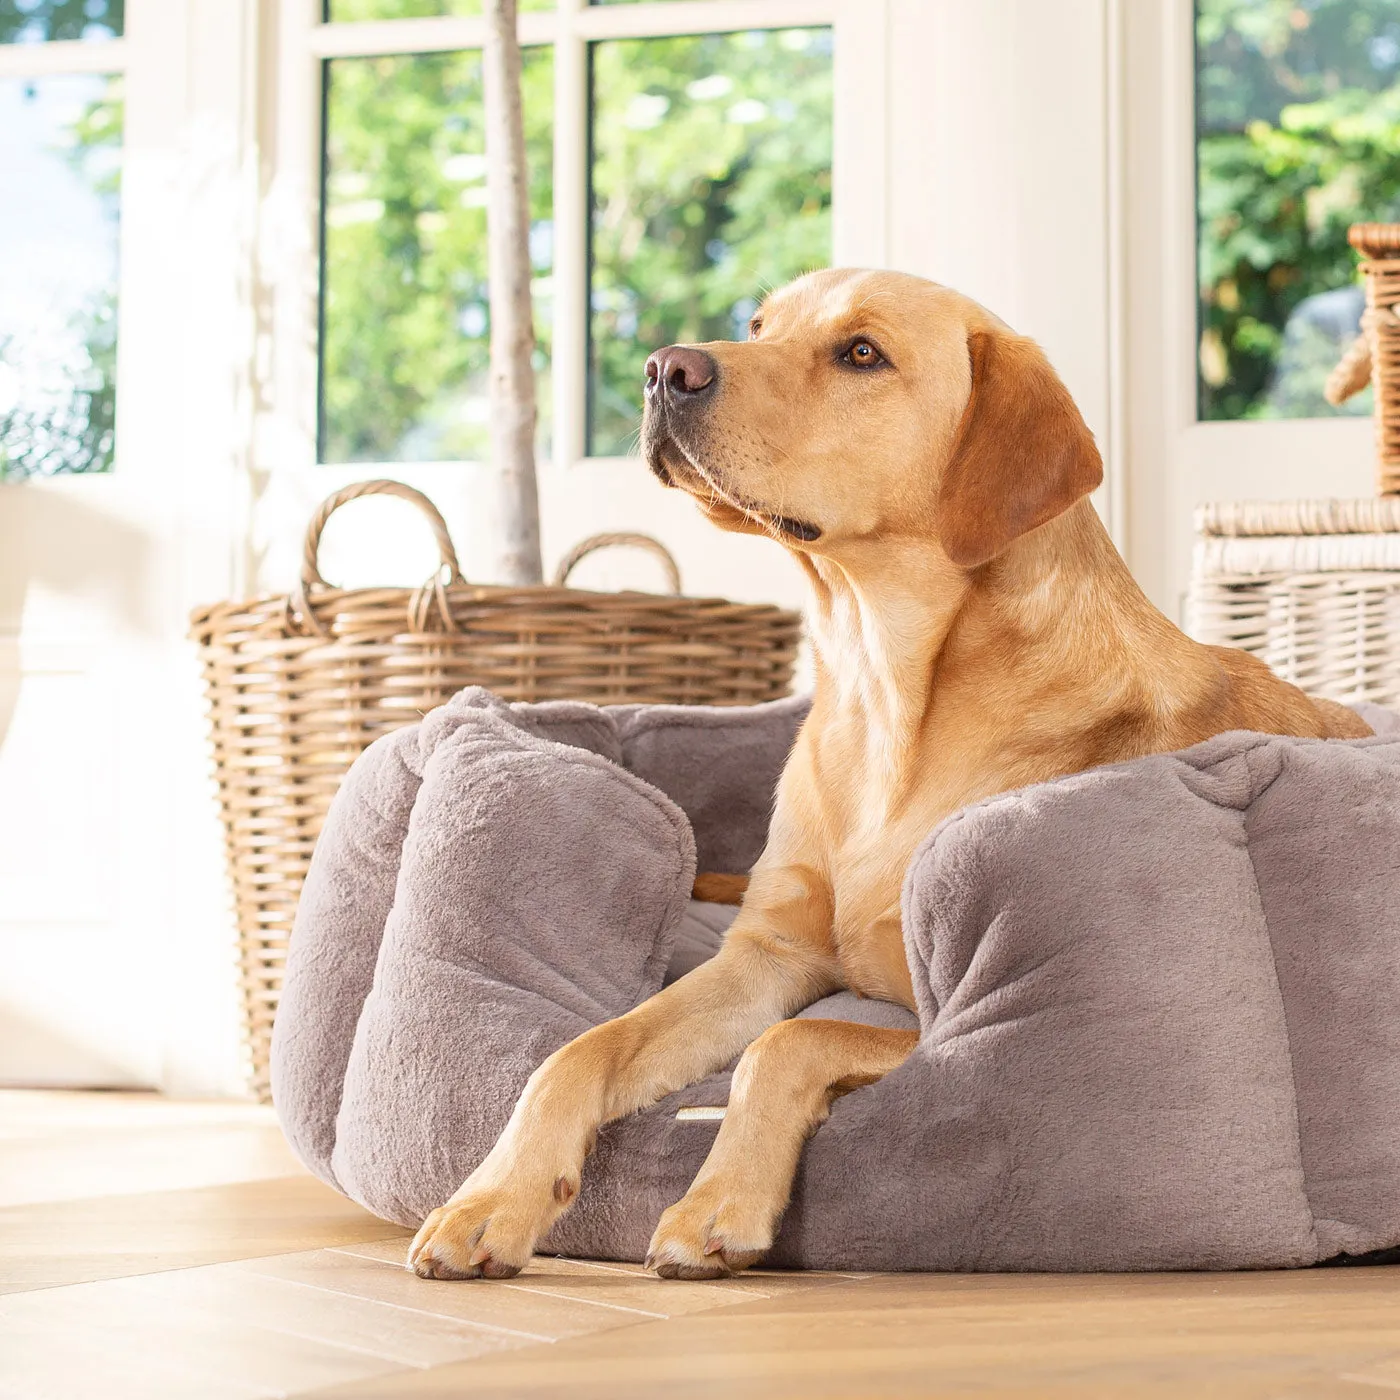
[{"xmin": 271, "ymin": 686, "xmax": 1400, "ymax": 1272}]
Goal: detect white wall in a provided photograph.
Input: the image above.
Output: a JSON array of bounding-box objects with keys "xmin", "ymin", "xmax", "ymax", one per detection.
[{"xmin": 888, "ymin": 0, "xmax": 1119, "ymax": 535}]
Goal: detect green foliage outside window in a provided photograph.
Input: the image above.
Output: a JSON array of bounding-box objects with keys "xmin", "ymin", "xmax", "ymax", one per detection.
[
  {"xmin": 1196, "ymin": 0, "xmax": 1400, "ymax": 420},
  {"xmin": 588, "ymin": 29, "xmax": 832, "ymax": 456},
  {"xmin": 320, "ymin": 49, "xmax": 555, "ymax": 463},
  {"xmin": 0, "ymin": 1, "xmax": 122, "ymax": 477},
  {"xmin": 0, "ymin": 77, "xmax": 121, "ymax": 479}
]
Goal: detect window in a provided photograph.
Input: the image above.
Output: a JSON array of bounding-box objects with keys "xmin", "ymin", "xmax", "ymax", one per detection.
[
  {"xmin": 1195, "ymin": 0, "xmax": 1400, "ymax": 422},
  {"xmin": 312, "ymin": 1, "xmax": 835, "ymax": 468},
  {"xmin": 0, "ymin": 1, "xmax": 124, "ymax": 478}
]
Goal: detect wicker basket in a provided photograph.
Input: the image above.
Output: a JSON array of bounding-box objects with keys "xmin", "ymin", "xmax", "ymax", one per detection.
[
  {"xmin": 1188, "ymin": 497, "xmax": 1400, "ymax": 706},
  {"xmin": 191, "ymin": 479, "xmax": 802, "ymax": 1097}
]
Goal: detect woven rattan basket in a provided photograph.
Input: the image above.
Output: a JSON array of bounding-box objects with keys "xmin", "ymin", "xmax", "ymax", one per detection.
[
  {"xmin": 191, "ymin": 479, "xmax": 802, "ymax": 1097},
  {"xmin": 1188, "ymin": 497, "xmax": 1400, "ymax": 705}
]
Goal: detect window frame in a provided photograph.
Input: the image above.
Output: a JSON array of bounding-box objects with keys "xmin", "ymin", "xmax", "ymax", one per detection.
[
  {"xmin": 264, "ymin": 0, "xmax": 888, "ymax": 484},
  {"xmin": 1120, "ymin": 0, "xmax": 1376, "ymax": 623},
  {"xmin": 0, "ymin": 36, "xmax": 128, "ymax": 77}
]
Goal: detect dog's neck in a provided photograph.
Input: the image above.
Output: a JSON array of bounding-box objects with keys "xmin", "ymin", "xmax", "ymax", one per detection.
[
  {"xmin": 800, "ymin": 538, "xmax": 967, "ymax": 754},
  {"xmin": 798, "ymin": 500, "xmax": 1204, "ymax": 776}
]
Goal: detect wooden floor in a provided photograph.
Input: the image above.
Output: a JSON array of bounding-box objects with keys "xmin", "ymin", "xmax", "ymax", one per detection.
[{"xmin": 4, "ymin": 1093, "xmax": 1400, "ymax": 1398}]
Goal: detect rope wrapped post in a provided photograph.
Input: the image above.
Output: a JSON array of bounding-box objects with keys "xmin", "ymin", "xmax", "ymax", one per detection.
[{"xmin": 1324, "ymin": 223, "xmax": 1400, "ymax": 495}]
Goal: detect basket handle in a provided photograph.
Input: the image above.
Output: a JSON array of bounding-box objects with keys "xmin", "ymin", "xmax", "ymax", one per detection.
[
  {"xmin": 289, "ymin": 478, "xmax": 464, "ymax": 638},
  {"xmin": 551, "ymin": 532, "xmax": 682, "ymax": 594},
  {"xmin": 300, "ymin": 479, "xmax": 463, "ymax": 589}
]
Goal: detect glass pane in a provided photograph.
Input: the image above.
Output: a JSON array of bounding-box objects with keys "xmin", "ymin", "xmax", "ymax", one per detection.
[
  {"xmin": 320, "ymin": 48, "xmax": 554, "ymax": 464},
  {"xmin": 0, "ymin": 74, "xmax": 121, "ymax": 479},
  {"xmin": 0, "ymin": 0, "xmax": 123, "ymax": 43},
  {"xmin": 1196, "ymin": 0, "xmax": 1400, "ymax": 421},
  {"xmin": 324, "ymin": 1, "xmax": 553, "ymax": 20},
  {"xmin": 588, "ymin": 28, "xmax": 833, "ymax": 457}
]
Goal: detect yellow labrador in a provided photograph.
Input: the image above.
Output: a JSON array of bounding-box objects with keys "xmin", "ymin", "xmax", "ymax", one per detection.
[{"xmin": 409, "ymin": 269, "xmax": 1368, "ymax": 1282}]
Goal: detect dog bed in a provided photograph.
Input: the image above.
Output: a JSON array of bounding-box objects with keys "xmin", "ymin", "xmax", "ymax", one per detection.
[{"xmin": 271, "ymin": 687, "xmax": 1400, "ymax": 1272}]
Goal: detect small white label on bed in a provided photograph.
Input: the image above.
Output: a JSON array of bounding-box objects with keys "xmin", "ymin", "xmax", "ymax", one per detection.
[{"xmin": 675, "ymin": 1106, "xmax": 726, "ymax": 1121}]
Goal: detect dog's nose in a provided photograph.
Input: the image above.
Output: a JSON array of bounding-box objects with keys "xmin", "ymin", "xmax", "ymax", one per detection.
[{"xmin": 644, "ymin": 346, "xmax": 717, "ymax": 401}]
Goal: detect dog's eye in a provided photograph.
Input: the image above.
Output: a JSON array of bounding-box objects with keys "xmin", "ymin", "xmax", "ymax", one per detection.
[{"xmin": 843, "ymin": 339, "xmax": 884, "ymax": 369}]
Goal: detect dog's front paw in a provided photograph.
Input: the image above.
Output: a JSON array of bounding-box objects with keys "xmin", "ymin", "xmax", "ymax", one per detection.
[
  {"xmin": 408, "ymin": 1184, "xmax": 557, "ymax": 1281},
  {"xmin": 645, "ymin": 1182, "xmax": 775, "ymax": 1280}
]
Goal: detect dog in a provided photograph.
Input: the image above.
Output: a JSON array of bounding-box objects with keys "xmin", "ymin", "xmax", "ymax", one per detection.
[{"xmin": 409, "ymin": 268, "xmax": 1370, "ymax": 1282}]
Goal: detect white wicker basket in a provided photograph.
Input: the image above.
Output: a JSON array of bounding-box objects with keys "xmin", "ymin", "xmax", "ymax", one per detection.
[{"xmin": 1188, "ymin": 499, "xmax": 1400, "ymax": 708}]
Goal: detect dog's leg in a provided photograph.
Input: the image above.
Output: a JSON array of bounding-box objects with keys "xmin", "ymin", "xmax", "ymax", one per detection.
[
  {"xmin": 691, "ymin": 871, "xmax": 750, "ymax": 904},
  {"xmin": 646, "ymin": 1019, "xmax": 918, "ymax": 1279},
  {"xmin": 408, "ymin": 882, "xmax": 838, "ymax": 1281}
]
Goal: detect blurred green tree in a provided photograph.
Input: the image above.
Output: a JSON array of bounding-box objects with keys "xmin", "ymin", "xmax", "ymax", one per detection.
[
  {"xmin": 320, "ymin": 48, "xmax": 554, "ymax": 463},
  {"xmin": 0, "ymin": 0, "xmax": 123, "ymax": 43},
  {"xmin": 589, "ymin": 29, "xmax": 832, "ymax": 455},
  {"xmin": 0, "ymin": 75, "xmax": 121, "ymax": 479},
  {"xmin": 1196, "ymin": 0, "xmax": 1400, "ymax": 420}
]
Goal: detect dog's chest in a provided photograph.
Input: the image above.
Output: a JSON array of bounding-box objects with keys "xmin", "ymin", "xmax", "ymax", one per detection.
[
  {"xmin": 801, "ymin": 707, "xmax": 991, "ymax": 1008},
  {"xmin": 827, "ymin": 827, "xmax": 922, "ymax": 1008},
  {"xmin": 818, "ymin": 742, "xmax": 992, "ymax": 1008}
]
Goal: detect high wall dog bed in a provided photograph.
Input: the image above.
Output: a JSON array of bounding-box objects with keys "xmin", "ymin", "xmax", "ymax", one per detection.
[{"xmin": 272, "ymin": 687, "xmax": 1400, "ymax": 1272}]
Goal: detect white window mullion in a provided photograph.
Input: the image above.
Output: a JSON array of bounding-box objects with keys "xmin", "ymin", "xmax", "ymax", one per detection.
[
  {"xmin": 552, "ymin": 0, "xmax": 588, "ymax": 474},
  {"xmin": 0, "ymin": 37, "xmax": 127, "ymax": 79},
  {"xmin": 310, "ymin": 1, "xmax": 838, "ymax": 62},
  {"xmin": 573, "ymin": 0, "xmax": 836, "ymax": 42},
  {"xmin": 308, "ymin": 15, "xmax": 538, "ymax": 60}
]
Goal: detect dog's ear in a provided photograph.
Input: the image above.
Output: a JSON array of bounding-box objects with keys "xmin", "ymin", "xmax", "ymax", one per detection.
[{"xmin": 936, "ymin": 329, "xmax": 1103, "ymax": 568}]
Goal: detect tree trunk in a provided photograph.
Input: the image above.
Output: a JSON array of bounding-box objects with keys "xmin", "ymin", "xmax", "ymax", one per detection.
[{"xmin": 482, "ymin": 0, "xmax": 543, "ymax": 584}]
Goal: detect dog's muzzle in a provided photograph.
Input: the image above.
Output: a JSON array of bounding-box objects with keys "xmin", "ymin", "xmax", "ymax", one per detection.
[{"xmin": 639, "ymin": 346, "xmax": 823, "ymax": 544}]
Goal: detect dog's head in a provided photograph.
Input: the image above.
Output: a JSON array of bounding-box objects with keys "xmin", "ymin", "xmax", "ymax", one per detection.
[{"xmin": 641, "ymin": 268, "xmax": 1102, "ymax": 568}]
